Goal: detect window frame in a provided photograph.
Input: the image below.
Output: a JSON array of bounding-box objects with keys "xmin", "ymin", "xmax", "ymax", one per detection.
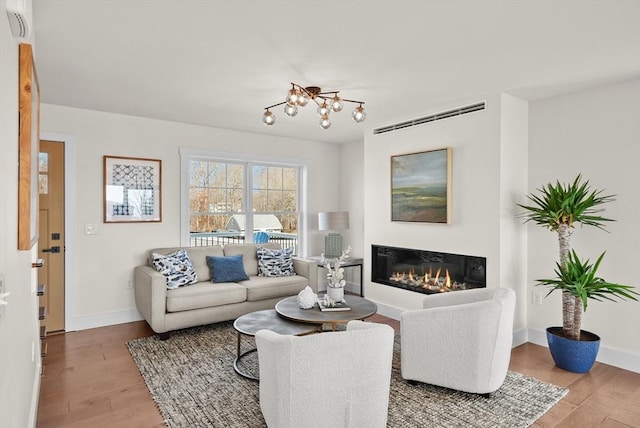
[{"xmin": 180, "ymin": 148, "xmax": 308, "ymax": 256}]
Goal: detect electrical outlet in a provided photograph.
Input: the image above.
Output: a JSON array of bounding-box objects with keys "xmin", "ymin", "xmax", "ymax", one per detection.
[
  {"xmin": 127, "ymin": 279, "xmax": 133, "ymax": 289},
  {"xmin": 532, "ymin": 290, "xmax": 544, "ymax": 305}
]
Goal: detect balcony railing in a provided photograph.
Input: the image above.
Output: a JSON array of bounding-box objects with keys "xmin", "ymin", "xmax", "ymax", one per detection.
[{"xmin": 189, "ymin": 231, "xmax": 298, "ymax": 254}]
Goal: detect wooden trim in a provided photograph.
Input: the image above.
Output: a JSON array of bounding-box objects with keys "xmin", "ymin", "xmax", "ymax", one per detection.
[{"xmin": 18, "ymin": 43, "xmax": 40, "ymax": 249}]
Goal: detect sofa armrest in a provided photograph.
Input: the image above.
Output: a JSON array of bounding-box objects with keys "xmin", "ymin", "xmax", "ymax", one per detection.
[
  {"xmin": 292, "ymin": 257, "xmax": 318, "ymax": 293},
  {"xmin": 133, "ymin": 265, "xmax": 168, "ymax": 333}
]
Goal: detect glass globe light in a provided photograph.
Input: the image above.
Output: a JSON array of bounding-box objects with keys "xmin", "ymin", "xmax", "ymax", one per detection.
[
  {"xmin": 319, "ymin": 114, "xmax": 331, "ymax": 129},
  {"xmin": 331, "ymin": 95, "xmax": 343, "ymax": 112},
  {"xmin": 262, "ymin": 110, "xmax": 276, "ymax": 126},
  {"xmin": 284, "ymin": 103, "xmax": 298, "ymax": 117},
  {"xmin": 286, "ymin": 88, "xmax": 299, "ymax": 106},
  {"xmin": 352, "ymin": 105, "xmax": 366, "ymax": 123},
  {"xmin": 317, "ymin": 101, "xmax": 330, "ymax": 117},
  {"xmin": 297, "ymin": 93, "xmax": 309, "ymax": 107}
]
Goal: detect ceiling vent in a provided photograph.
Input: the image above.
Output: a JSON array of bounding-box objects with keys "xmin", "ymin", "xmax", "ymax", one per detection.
[
  {"xmin": 6, "ymin": 0, "xmax": 32, "ymax": 39},
  {"xmin": 373, "ymin": 101, "xmax": 486, "ymax": 135}
]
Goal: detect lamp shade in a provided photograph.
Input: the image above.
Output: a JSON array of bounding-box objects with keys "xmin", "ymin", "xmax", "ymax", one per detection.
[{"xmin": 318, "ymin": 211, "xmax": 350, "ymax": 231}]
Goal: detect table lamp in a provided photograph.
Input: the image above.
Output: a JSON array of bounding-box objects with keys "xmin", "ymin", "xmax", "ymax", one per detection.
[{"xmin": 318, "ymin": 211, "xmax": 349, "ymax": 257}]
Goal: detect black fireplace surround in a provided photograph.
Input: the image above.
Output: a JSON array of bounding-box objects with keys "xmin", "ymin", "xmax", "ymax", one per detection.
[{"xmin": 371, "ymin": 245, "xmax": 486, "ymax": 295}]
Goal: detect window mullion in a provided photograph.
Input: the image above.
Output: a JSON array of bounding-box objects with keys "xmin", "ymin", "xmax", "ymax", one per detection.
[{"xmin": 245, "ymin": 162, "xmax": 253, "ymax": 242}]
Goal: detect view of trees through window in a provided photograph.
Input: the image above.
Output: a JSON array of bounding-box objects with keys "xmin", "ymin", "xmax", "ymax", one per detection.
[{"xmin": 188, "ymin": 159, "xmax": 299, "ymax": 251}]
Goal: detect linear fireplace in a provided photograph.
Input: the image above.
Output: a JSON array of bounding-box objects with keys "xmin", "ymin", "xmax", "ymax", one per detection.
[{"xmin": 371, "ymin": 245, "xmax": 486, "ymax": 295}]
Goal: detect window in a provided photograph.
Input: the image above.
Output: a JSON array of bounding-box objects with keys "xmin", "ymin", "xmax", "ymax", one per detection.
[{"xmin": 182, "ymin": 150, "xmax": 305, "ymax": 254}]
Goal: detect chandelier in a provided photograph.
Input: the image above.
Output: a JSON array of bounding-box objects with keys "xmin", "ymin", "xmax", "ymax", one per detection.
[{"xmin": 262, "ymin": 83, "xmax": 366, "ymax": 129}]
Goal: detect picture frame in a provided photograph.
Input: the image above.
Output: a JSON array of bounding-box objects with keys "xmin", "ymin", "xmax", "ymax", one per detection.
[
  {"xmin": 391, "ymin": 147, "xmax": 452, "ymax": 224},
  {"xmin": 18, "ymin": 43, "xmax": 40, "ymax": 250},
  {"xmin": 103, "ymin": 156, "xmax": 162, "ymax": 223}
]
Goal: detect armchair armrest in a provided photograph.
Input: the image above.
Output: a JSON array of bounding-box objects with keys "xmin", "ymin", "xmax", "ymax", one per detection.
[
  {"xmin": 133, "ymin": 265, "xmax": 168, "ymax": 333},
  {"xmin": 292, "ymin": 257, "xmax": 318, "ymax": 293}
]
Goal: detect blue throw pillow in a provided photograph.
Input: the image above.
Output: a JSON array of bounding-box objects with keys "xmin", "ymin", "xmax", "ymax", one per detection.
[{"xmin": 206, "ymin": 254, "xmax": 249, "ymax": 283}]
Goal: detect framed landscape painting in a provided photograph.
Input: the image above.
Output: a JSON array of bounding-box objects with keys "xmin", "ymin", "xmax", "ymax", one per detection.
[
  {"xmin": 391, "ymin": 147, "xmax": 452, "ymax": 224},
  {"xmin": 104, "ymin": 156, "xmax": 162, "ymax": 223}
]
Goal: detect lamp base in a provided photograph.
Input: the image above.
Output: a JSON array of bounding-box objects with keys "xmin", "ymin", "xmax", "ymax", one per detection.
[{"xmin": 324, "ymin": 233, "xmax": 343, "ymax": 258}]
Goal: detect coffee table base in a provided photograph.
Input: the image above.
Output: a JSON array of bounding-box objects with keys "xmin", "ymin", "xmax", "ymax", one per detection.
[{"xmin": 233, "ymin": 309, "xmax": 320, "ymax": 381}]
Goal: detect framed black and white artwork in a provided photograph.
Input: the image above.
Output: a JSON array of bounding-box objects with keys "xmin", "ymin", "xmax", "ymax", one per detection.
[{"xmin": 103, "ymin": 155, "xmax": 162, "ymax": 223}]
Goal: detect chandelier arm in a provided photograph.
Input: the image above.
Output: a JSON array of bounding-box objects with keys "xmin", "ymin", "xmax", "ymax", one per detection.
[
  {"xmin": 264, "ymin": 101, "xmax": 287, "ymax": 110},
  {"xmin": 340, "ymin": 99, "xmax": 365, "ymax": 105}
]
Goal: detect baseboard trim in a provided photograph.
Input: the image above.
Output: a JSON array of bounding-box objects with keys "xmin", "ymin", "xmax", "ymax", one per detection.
[
  {"xmin": 69, "ymin": 308, "xmax": 143, "ymax": 331},
  {"xmin": 370, "ymin": 299, "xmax": 404, "ymax": 321},
  {"xmin": 28, "ymin": 360, "xmax": 41, "ymax": 428},
  {"xmin": 527, "ymin": 328, "xmax": 639, "ymax": 374}
]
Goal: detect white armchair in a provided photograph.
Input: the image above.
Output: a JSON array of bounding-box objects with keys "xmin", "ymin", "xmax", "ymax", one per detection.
[
  {"xmin": 400, "ymin": 287, "xmax": 516, "ymax": 394},
  {"xmin": 255, "ymin": 321, "xmax": 395, "ymax": 428}
]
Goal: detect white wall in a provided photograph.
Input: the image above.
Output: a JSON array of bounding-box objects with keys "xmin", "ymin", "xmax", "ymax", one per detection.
[
  {"xmin": 527, "ymin": 78, "xmax": 640, "ymax": 370},
  {"xmin": 499, "ymin": 94, "xmax": 529, "ymax": 338},
  {"xmin": 40, "ymin": 104, "xmax": 341, "ymax": 329},
  {"xmin": 0, "ymin": 0, "xmax": 43, "ymax": 425},
  {"xmin": 363, "ymin": 94, "xmax": 517, "ymax": 315}
]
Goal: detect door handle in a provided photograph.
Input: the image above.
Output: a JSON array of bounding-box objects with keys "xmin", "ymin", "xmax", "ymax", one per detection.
[{"xmin": 42, "ymin": 246, "xmax": 60, "ymax": 253}]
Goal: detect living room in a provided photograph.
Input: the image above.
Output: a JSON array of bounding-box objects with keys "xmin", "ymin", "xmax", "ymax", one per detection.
[{"xmin": 1, "ymin": 1, "xmax": 639, "ymax": 427}]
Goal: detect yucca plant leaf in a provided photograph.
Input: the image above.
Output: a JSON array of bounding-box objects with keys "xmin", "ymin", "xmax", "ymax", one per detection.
[
  {"xmin": 536, "ymin": 250, "xmax": 639, "ymax": 313},
  {"xmin": 518, "ymin": 174, "xmax": 615, "ymax": 231}
]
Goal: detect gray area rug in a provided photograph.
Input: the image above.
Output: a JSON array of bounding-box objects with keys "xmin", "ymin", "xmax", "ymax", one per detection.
[{"xmin": 127, "ymin": 321, "xmax": 567, "ymax": 427}]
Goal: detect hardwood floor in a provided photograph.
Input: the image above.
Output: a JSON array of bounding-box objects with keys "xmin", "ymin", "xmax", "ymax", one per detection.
[{"xmin": 37, "ymin": 316, "xmax": 640, "ymax": 428}]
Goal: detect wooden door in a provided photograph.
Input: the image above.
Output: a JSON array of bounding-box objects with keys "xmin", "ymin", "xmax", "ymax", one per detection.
[{"xmin": 38, "ymin": 140, "xmax": 65, "ymax": 332}]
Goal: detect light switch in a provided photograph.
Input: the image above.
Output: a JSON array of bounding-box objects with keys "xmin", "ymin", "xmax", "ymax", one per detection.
[{"xmin": 85, "ymin": 224, "xmax": 98, "ymax": 235}]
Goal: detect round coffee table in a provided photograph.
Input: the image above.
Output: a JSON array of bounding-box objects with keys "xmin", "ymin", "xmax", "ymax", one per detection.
[
  {"xmin": 233, "ymin": 309, "xmax": 320, "ymax": 381},
  {"xmin": 275, "ymin": 295, "xmax": 378, "ymax": 331}
]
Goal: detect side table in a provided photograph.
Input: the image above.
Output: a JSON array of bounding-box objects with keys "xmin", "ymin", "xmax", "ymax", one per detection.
[{"xmin": 307, "ymin": 255, "xmax": 364, "ymax": 297}]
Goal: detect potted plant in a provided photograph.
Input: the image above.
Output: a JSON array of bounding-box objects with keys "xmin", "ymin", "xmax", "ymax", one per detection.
[
  {"xmin": 518, "ymin": 174, "xmax": 638, "ymax": 372},
  {"xmin": 536, "ymin": 250, "xmax": 637, "ymax": 372}
]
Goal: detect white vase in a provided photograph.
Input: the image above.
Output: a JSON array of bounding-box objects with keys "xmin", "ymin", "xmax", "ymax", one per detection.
[{"xmin": 327, "ymin": 286, "xmax": 344, "ymax": 302}]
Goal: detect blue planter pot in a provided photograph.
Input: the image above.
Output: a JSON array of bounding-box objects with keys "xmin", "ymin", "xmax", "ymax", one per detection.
[{"xmin": 546, "ymin": 327, "xmax": 600, "ymax": 373}]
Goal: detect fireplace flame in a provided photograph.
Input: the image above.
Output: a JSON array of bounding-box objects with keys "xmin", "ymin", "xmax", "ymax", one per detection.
[{"xmin": 390, "ymin": 266, "xmax": 462, "ymax": 292}]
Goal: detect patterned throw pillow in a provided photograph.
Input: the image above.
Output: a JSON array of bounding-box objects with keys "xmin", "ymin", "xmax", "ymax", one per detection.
[
  {"xmin": 152, "ymin": 249, "xmax": 198, "ymax": 289},
  {"xmin": 257, "ymin": 247, "xmax": 296, "ymax": 277}
]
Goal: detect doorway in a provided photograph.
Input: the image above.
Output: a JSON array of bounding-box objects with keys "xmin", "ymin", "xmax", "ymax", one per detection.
[{"xmin": 38, "ymin": 140, "xmax": 65, "ymax": 332}]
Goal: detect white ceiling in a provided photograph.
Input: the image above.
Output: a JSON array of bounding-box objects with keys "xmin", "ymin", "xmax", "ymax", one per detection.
[{"xmin": 31, "ymin": 0, "xmax": 640, "ymax": 144}]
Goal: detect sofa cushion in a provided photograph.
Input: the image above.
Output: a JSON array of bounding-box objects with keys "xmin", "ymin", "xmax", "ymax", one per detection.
[
  {"xmin": 151, "ymin": 249, "xmax": 198, "ymax": 289},
  {"xmin": 166, "ymin": 281, "xmax": 247, "ymax": 312},
  {"xmin": 206, "ymin": 254, "xmax": 250, "ymax": 283},
  {"xmin": 242, "ymin": 275, "xmax": 308, "ymax": 302},
  {"xmin": 224, "ymin": 243, "xmax": 281, "ymax": 276},
  {"xmin": 257, "ymin": 247, "xmax": 295, "ymax": 277}
]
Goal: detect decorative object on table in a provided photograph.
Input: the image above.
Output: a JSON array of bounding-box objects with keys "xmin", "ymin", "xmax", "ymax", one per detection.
[
  {"xmin": 262, "ymin": 82, "xmax": 366, "ymax": 129},
  {"xmin": 296, "ymin": 286, "xmax": 317, "ymax": 309},
  {"xmin": 518, "ymin": 174, "xmax": 638, "ymax": 373},
  {"xmin": 391, "ymin": 147, "xmax": 452, "ymax": 224},
  {"xmin": 321, "ymin": 245, "xmax": 352, "ymax": 301},
  {"xmin": 317, "ymin": 296, "xmax": 351, "ymax": 312},
  {"xmin": 104, "ymin": 155, "xmax": 162, "ymax": 223},
  {"xmin": 17, "ymin": 43, "xmax": 40, "ymax": 250},
  {"xmin": 318, "ymin": 211, "xmax": 349, "ymax": 257}
]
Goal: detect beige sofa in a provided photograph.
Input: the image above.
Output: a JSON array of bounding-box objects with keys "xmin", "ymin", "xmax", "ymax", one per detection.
[{"xmin": 134, "ymin": 243, "xmax": 318, "ymax": 338}]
